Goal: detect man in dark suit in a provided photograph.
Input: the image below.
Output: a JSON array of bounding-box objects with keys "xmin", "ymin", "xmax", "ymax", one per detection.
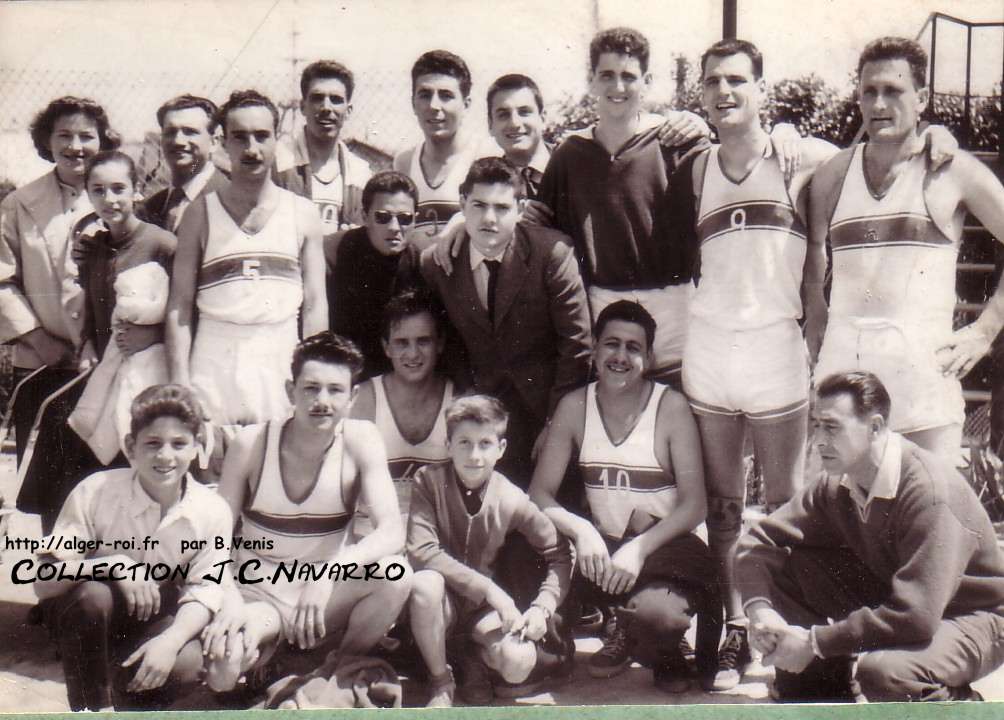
[
  {"xmin": 142, "ymin": 95, "xmax": 228, "ymax": 232},
  {"xmin": 420, "ymin": 156, "xmax": 591, "ymax": 488}
]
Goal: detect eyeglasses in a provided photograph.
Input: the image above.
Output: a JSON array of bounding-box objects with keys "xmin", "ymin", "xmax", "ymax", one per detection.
[{"xmin": 373, "ymin": 211, "xmax": 415, "ymax": 226}]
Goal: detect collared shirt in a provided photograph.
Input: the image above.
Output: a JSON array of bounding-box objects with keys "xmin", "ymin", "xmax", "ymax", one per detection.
[
  {"xmin": 44, "ymin": 467, "xmax": 234, "ymax": 612},
  {"xmin": 55, "ymin": 173, "xmax": 88, "ymax": 215},
  {"xmin": 162, "ymin": 163, "xmax": 216, "ymax": 232},
  {"xmin": 499, "ymin": 143, "xmax": 551, "ymax": 200},
  {"xmin": 469, "ymin": 241, "xmax": 510, "ymax": 311},
  {"xmin": 839, "ymin": 433, "xmax": 902, "ymax": 521}
]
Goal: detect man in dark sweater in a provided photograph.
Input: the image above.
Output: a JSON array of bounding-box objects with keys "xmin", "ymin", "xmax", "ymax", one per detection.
[
  {"xmin": 328, "ymin": 171, "xmax": 423, "ymax": 379},
  {"xmin": 736, "ymin": 371, "xmax": 1004, "ymax": 702}
]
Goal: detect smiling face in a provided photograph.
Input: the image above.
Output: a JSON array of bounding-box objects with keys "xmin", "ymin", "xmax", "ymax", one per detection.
[
  {"xmin": 222, "ymin": 105, "xmax": 277, "ymax": 180},
  {"xmin": 702, "ymin": 51, "xmax": 764, "ymax": 131},
  {"xmin": 287, "ymin": 359, "xmax": 356, "ymax": 432},
  {"xmin": 49, "ymin": 112, "xmax": 101, "ymax": 184},
  {"xmin": 413, "ymin": 73, "xmax": 469, "ymax": 142},
  {"xmin": 86, "ymin": 159, "xmax": 136, "ymax": 230},
  {"xmin": 489, "ymin": 87, "xmax": 544, "ymax": 161},
  {"xmin": 589, "ymin": 52, "xmax": 650, "ymax": 122},
  {"xmin": 858, "ymin": 58, "xmax": 927, "ymax": 143},
  {"xmin": 811, "ymin": 392, "xmax": 881, "ymax": 476},
  {"xmin": 364, "ymin": 191, "xmax": 416, "ymax": 256},
  {"xmin": 302, "ymin": 76, "xmax": 351, "ymax": 144},
  {"xmin": 594, "ymin": 319, "xmax": 650, "ymax": 390},
  {"xmin": 126, "ymin": 416, "xmax": 198, "ymax": 497},
  {"xmin": 461, "ymin": 182, "xmax": 521, "ymax": 258},
  {"xmin": 383, "ymin": 311, "xmax": 443, "ymax": 384},
  {"xmin": 448, "ymin": 419, "xmax": 506, "ymax": 489},
  {"xmin": 160, "ymin": 106, "xmax": 215, "ymax": 182}
]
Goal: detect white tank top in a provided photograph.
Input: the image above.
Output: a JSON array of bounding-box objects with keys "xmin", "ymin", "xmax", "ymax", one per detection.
[
  {"xmin": 692, "ymin": 147, "xmax": 806, "ymax": 329},
  {"xmin": 238, "ymin": 419, "xmax": 352, "ymax": 567},
  {"xmin": 197, "ymin": 190, "xmax": 304, "ymax": 324},
  {"xmin": 579, "ymin": 382, "xmax": 677, "ymax": 540},
  {"xmin": 401, "ymin": 142, "xmax": 475, "ymax": 248},
  {"xmin": 829, "ymin": 145, "xmax": 957, "ymax": 328},
  {"xmin": 373, "ymin": 375, "xmax": 453, "ymax": 480}
]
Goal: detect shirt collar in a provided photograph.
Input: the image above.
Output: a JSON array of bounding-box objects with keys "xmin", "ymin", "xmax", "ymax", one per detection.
[
  {"xmin": 293, "ymin": 127, "xmax": 344, "ymax": 169},
  {"xmin": 839, "ymin": 432, "xmax": 902, "ymax": 512},
  {"xmin": 54, "ymin": 170, "xmax": 83, "ymax": 209},
  {"xmin": 179, "ymin": 162, "xmax": 215, "ymax": 201},
  {"xmin": 526, "ymin": 142, "xmax": 551, "ymax": 176},
  {"xmin": 468, "ymin": 237, "xmax": 509, "ymax": 270},
  {"xmin": 127, "ymin": 472, "xmax": 192, "ymax": 519},
  {"xmin": 453, "ymin": 466, "xmax": 489, "ymax": 502}
]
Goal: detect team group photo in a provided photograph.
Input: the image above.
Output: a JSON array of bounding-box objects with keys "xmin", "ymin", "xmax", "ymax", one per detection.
[{"xmin": 0, "ymin": 0, "xmax": 1003, "ymax": 711}]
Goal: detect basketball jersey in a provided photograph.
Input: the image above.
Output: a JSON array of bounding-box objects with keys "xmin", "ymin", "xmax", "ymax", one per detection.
[
  {"xmin": 579, "ymin": 382, "xmax": 677, "ymax": 541},
  {"xmin": 309, "ymin": 171, "xmax": 344, "ymax": 236},
  {"xmin": 692, "ymin": 146, "xmax": 806, "ymax": 329},
  {"xmin": 197, "ymin": 190, "xmax": 303, "ymax": 324},
  {"xmin": 237, "ymin": 419, "xmax": 353, "ymax": 569},
  {"xmin": 828, "ymin": 145, "xmax": 957, "ymax": 327},
  {"xmin": 401, "ymin": 142, "xmax": 475, "ymax": 247},
  {"xmin": 373, "ymin": 375, "xmax": 453, "ymax": 480}
]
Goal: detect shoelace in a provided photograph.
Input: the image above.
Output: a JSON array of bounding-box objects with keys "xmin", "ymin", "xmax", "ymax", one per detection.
[
  {"xmin": 718, "ymin": 629, "xmax": 746, "ymax": 668},
  {"xmin": 597, "ymin": 626, "xmax": 630, "ymax": 658}
]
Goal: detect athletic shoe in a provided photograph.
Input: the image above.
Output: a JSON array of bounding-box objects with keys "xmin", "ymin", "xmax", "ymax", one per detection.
[
  {"xmin": 577, "ymin": 604, "xmax": 605, "ymax": 633},
  {"xmin": 653, "ymin": 645, "xmax": 693, "ymax": 694},
  {"xmin": 709, "ymin": 625, "xmax": 751, "ymax": 691},
  {"xmin": 587, "ymin": 618, "xmax": 635, "ymax": 678},
  {"xmin": 425, "ymin": 668, "xmax": 456, "ymax": 708}
]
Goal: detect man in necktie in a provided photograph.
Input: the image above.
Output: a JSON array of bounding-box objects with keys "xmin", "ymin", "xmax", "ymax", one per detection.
[{"xmin": 486, "ymin": 75, "xmax": 551, "ymax": 202}]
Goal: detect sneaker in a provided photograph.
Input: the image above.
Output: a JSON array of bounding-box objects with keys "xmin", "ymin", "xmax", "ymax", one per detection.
[
  {"xmin": 708, "ymin": 625, "xmax": 751, "ymax": 691},
  {"xmin": 587, "ymin": 619, "xmax": 635, "ymax": 679},
  {"xmin": 426, "ymin": 668, "xmax": 456, "ymax": 708},
  {"xmin": 653, "ymin": 646, "xmax": 692, "ymax": 694},
  {"xmin": 458, "ymin": 652, "xmax": 493, "ymax": 705},
  {"xmin": 577, "ymin": 604, "xmax": 604, "ymax": 633}
]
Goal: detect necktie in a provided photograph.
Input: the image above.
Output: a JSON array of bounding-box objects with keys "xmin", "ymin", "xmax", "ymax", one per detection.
[
  {"xmin": 485, "ymin": 259, "xmax": 501, "ymax": 325},
  {"xmin": 163, "ymin": 187, "xmax": 185, "ymax": 231},
  {"xmin": 521, "ymin": 166, "xmax": 541, "ymax": 200}
]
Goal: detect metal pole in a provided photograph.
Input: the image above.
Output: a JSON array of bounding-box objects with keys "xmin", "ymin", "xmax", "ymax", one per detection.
[
  {"xmin": 929, "ymin": 17, "xmax": 938, "ymax": 123},
  {"xmin": 964, "ymin": 25, "xmax": 973, "ymax": 149},
  {"xmin": 723, "ymin": 0, "xmax": 737, "ymax": 39}
]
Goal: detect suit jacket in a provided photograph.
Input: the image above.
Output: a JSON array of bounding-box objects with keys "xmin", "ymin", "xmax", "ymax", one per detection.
[
  {"xmin": 420, "ymin": 223, "xmax": 591, "ymax": 424},
  {"xmin": 140, "ymin": 166, "xmax": 229, "ymax": 231},
  {"xmin": 0, "ymin": 171, "xmax": 87, "ymax": 367}
]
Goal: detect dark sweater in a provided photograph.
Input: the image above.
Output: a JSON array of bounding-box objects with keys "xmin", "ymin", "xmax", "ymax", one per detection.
[{"xmin": 736, "ymin": 436, "xmax": 1004, "ymax": 658}]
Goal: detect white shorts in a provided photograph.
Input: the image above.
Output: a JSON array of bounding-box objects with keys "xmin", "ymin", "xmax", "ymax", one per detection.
[
  {"xmin": 814, "ymin": 316, "xmax": 965, "ymax": 433},
  {"xmin": 588, "ymin": 284, "xmax": 692, "ymax": 374},
  {"xmin": 191, "ymin": 316, "xmax": 297, "ymax": 426},
  {"xmin": 683, "ymin": 319, "xmax": 809, "ymax": 421}
]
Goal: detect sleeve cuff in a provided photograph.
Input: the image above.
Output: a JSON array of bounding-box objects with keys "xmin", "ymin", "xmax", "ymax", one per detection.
[
  {"xmin": 809, "ymin": 625, "xmax": 824, "ymax": 658},
  {"xmin": 742, "ymin": 596, "xmax": 773, "ymax": 613}
]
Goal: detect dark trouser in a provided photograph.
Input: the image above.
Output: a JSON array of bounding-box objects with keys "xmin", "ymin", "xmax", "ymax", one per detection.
[
  {"xmin": 573, "ymin": 533, "xmax": 723, "ymax": 678},
  {"xmin": 490, "ymin": 383, "xmax": 542, "ymax": 491},
  {"xmin": 769, "ymin": 547, "xmax": 1004, "ymax": 701},
  {"xmin": 40, "ymin": 582, "xmax": 205, "ymax": 711}
]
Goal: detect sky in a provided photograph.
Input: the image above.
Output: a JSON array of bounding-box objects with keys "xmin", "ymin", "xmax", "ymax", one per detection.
[{"xmin": 0, "ymin": 0, "xmax": 1001, "ymax": 182}]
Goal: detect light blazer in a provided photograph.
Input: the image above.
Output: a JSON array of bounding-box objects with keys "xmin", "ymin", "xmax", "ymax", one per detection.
[
  {"xmin": 420, "ymin": 223, "xmax": 592, "ymax": 424},
  {"xmin": 0, "ymin": 171, "xmax": 86, "ymax": 367}
]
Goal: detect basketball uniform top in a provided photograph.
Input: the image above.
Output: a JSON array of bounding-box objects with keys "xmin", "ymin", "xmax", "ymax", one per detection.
[
  {"xmin": 693, "ymin": 146, "xmax": 806, "ymax": 330},
  {"xmin": 197, "ymin": 190, "xmax": 303, "ymax": 324},
  {"xmin": 579, "ymin": 382, "xmax": 677, "ymax": 541},
  {"xmin": 828, "ymin": 145, "xmax": 957, "ymax": 327},
  {"xmin": 372, "ymin": 374, "xmax": 453, "ymax": 480},
  {"xmin": 237, "ymin": 419, "xmax": 354, "ymax": 568},
  {"xmin": 399, "ymin": 142, "xmax": 476, "ymax": 247}
]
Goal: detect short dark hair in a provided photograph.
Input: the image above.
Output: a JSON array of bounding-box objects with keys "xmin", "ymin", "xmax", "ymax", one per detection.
[
  {"xmin": 382, "ymin": 287, "xmax": 447, "ymax": 341},
  {"xmin": 486, "ymin": 74, "xmax": 544, "ymax": 119},
  {"xmin": 858, "ymin": 37, "xmax": 928, "ymax": 89},
  {"xmin": 130, "ymin": 384, "xmax": 207, "ymax": 441},
  {"xmin": 300, "ymin": 60, "xmax": 355, "ymax": 102},
  {"xmin": 816, "ymin": 371, "xmax": 891, "ymax": 422},
  {"xmin": 594, "ymin": 300, "xmax": 656, "ymax": 350},
  {"xmin": 291, "ymin": 331, "xmax": 364, "ymax": 385},
  {"xmin": 156, "ymin": 95, "xmax": 219, "ymax": 133},
  {"xmin": 589, "ymin": 27, "xmax": 650, "ymax": 74},
  {"xmin": 216, "ymin": 89, "xmax": 280, "ymax": 135},
  {"xmin": 411, "ymin": 50, "xmax": 472, "ymax": 99},
  {"xmin": 445, "ymin": 394, "xmax": 509, "ymax": 440},
  {"xmin": 30, "ymin": 96, "xmax": 120, "ymax": 163},
  {"xmin": 459, "ymin": 157, "xmax": 525, "ymax": 200},
  {"xmin": 362, "ymin": 171, "xmax": 419, "ymax": 214},
  {"xmin": 700, "ymin": 38, "xmax": 764, "ymax": 80},
  {"xmin": 84, "ymin": 150, "xmax": 137, "ymax": 188}
]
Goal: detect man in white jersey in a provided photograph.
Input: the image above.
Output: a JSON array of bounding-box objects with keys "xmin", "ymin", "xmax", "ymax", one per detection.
[
  {"xmin": 351, "ymin": 288, "xmax": 453, "ymax": 534},
  {"xmin": 202, "ymin": 332, "xmax": 410, "ymax": 691},
  {"xmin": 530, "ymin": 301, "xmax": 721, "ymax": 692},
  {"xmin": 811, "ymin": 37, "xmax": 1004, "ymax": 458},
  {"xmin": 165, "ymin": 90, "xmax": 327, "ymax": 427}
]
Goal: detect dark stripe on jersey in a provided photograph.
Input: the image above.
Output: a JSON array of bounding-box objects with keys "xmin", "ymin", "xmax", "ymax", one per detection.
[
  {"xmin": 830, "ymin": 214, "xmax": 952, "ymax": 251},
  {"xmin": 199, "ymin": 254, "xmax": 301, "ymax": 289},
  {"xmin": 244, "ymin": 508, "xmax": 351, "ymax": 536},
  {"xmin": 389, "ymin": 458, "xmax": 428, "ymax": 480},
  {"xmin": 697, "ymin": 201, "xmax": 805, "ymax": 245},
  {"xmin": 582, "ymin": 465, "xmax": 676, "ymax": 491},
  {"xmin": 415, "ymin": 201, "xmax": 461, "ymax": 229}
]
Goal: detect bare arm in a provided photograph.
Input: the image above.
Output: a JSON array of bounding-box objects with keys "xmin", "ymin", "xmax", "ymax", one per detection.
[
  {"xmin": 165, "ymin": 199, "xmax": 205, "ymax": 386},
  {"xmin": 215, "ymin": 425, "xmax": 265, "ymax": 531},
  {"xmin": 804, "ymin": 152, "xmax": 846, "ymax": 363},
  {"xmin": 297, "ymin": 198, "xmax": 328, "ymax": 337},
  {"xmin": 348, "ymin": 380, "xmax": 376, "ymax": 421}
]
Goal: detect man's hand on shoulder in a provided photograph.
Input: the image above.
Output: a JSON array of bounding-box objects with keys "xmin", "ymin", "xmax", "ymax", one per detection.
[
  {"xmin": 658, "ymin": 110, "xmax": 711, "ymax": 148},
  {"xmin": 521, "ymin": 199, "xmax": 554, "ymax": 227}
]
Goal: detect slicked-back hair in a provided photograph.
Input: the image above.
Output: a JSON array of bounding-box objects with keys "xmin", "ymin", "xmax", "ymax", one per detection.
[
  {"xmin": 300, "ymin": 60, "xmax": 355, "ymax": 101},
  {"xmin": 445, "ymin": 394, "xmax": 509, "ymax": 441},
  {"xmin": 589, "ymin": 27, "xmax": 650, "ymax": 74},
  {"xmin": 156, "ymin": 94, "xmax": 219, "ymax": 133},
  {"xmin": 84, "ymin": 150, "xmax": 138, "ymax": 188},
  {"xmin": 594, "ymin": 300, "xmax": 656, "ymax": 351},
  {"xmin": 381, "ymin": 287, "xmax": 447, "ymax": 341},
  {"xmin": 411, "ymin": 50, "xmax": 472, "ymax": 99},
  {"xmin": 700, "ymin": 38, "xmax": 764, "ymax": 80},
  {"xmin": 816, "ymin": 371, "xmax": 892, "ymax": 423},
  {"xmin": 216, "ymin": 89, "xmax": 280, "ymax": 135},
  {"xmin": 459, "ymin": 156, "xmax": 525, "ymax": 200},
  {"xmin": 291, "ymin": 331, "xmax": 365, "ymax": 385},
  {"xmin": 362, "ymin": 170, "xmax": 419, "ymax": 214},
  {"xmin": 486, "ymin": 74, "xmax": 544, "ymax": 118},
  {"xmin": 130, "ymin": 384, "xmax": 207, "ymax": 440},
  {"xmin": 30, "ymin": 96, "xmax": 120, "ymax": 162},
  {"xmin": 858, "ymin": 36, "xmax": 928, "ymax": 89}
]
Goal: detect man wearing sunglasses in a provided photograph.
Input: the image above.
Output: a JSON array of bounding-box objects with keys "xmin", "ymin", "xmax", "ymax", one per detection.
[{"xmin": 329, "ymin": 171, "xmax": 425, "ymax": 379}]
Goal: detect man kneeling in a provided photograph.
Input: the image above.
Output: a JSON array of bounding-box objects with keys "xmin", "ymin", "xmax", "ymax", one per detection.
[{"xmin": 737, "ymin": 371, "xmax": 1004, "ymax": 702}]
